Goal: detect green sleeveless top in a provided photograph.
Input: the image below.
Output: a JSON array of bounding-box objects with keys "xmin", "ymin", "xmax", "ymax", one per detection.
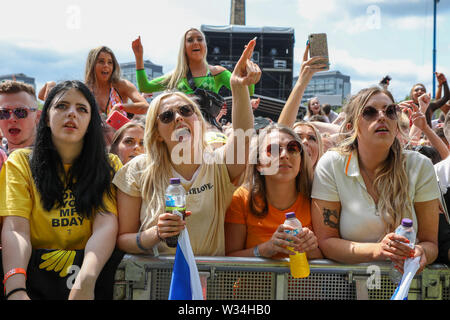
[{"xmin": 136, "ymin": 69, "xmax": 254, "ymax": 95}]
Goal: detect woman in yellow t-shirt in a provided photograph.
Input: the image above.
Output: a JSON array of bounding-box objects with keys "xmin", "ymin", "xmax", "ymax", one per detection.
[
  {"xmin": 0, "ymin": 80, "xmax": 122, "ymax": 300},
  {"xmin": 225, "ymin": 124, "xmax": 322, "ymax": 260}
]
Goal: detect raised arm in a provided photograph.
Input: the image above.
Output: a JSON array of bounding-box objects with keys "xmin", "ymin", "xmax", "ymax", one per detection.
[
  {"xmin": 410, "ymin": 101, "xmax": 450, "ymax": 160},
  {"xmin": 278, "ymin": 43, "xmax": 326, "ymax": 127},
  {"xmin": 132, "ymin": 36, "xmax": 166, "ymax": 93},
  {"xmin": 225, "ymin": 38, "xmax": 261, "ymax": 182}
]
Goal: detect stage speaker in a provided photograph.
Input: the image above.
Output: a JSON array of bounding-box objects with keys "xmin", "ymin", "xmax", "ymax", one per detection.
[{"xmin": 201, "ymin": 25, "xmax": 295, "ymax": 101}]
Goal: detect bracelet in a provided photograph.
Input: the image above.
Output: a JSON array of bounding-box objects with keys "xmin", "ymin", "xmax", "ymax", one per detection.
[
  {"xmin": 3, "ymin": 268, "xmax": 27, "ymax": 285},
  {"xmin": 5, "ymin": 288, "xmax": 27, "ymax": 300},
  {"xmin": 136, "ymin": 231, "xmax": 152, "ymax": 252},
  {"xmin": 253, "ymin": 245, "xmax": 261, "ymax": 257}
]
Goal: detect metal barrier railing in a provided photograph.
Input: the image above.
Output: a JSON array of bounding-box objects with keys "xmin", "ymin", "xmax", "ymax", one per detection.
[{"xmin": 113, "ymin": 254, "xmax": 450, "ymax": 300}]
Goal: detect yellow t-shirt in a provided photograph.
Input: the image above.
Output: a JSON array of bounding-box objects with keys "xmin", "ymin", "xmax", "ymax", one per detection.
[{"xmin": 0, "ymin": 149, "xmax": 122, "ymax": 250}]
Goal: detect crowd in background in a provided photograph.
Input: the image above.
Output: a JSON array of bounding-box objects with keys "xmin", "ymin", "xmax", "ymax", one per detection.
[{"xmin": 0, "ymin": 27, "xmax": 449, "ymax": 300}]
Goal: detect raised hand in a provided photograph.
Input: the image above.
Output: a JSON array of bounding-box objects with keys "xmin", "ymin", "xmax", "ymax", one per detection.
[
  {"xmin": 411, "ymin": 102, "xmax": 427, "ymax": 131},
  {"xmin": 418, "ymin": 92, "xmax": 431, "ymax": 113},
  {"xmin": 300, "ymin": 42, "xmax": 327, "ymax": 79},
  {"xmin": 132, "ymin": 36, "xmax": 144, "ymax": 70},
  {"xmin": 230, "ymin": 38, "xmax": 262, "ymax": 87},
  {"xmin": 435, "ymin": 72, "xmax": 447, "ymax": 86},
  {"xmin": 131, "ymin": 36, "xmax": 144, "ymax": 59}
]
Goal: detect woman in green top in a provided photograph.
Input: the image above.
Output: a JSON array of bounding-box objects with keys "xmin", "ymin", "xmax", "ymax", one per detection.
[{"xmin": 131, "ymin": 28, "xmax": 255, "ymax": 126}]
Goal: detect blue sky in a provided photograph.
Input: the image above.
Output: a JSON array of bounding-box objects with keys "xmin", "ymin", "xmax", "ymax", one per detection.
[{"xmin": 1, "ymin": 0, "xmax": 449, "ymax": 102}]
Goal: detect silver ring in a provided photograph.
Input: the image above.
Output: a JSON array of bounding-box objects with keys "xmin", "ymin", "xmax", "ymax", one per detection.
[{"xmin": 388, "ymin": 241, "xmax": 392, "ymax": 247}]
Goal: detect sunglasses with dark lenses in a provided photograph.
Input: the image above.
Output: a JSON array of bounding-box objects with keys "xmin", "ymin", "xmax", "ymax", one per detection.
[
  {"xmin": 266, "ymin": 140, "xmax": 302, "ymax": 157},
  {"xmin": 361, "ymin": 104, "xmax": 398, "ymax": 121},
  {"xmin": 158, "ymin": 105, "xmax": 194, "ymax": 124},
  {"xmin": 0, "ymin": 107, "xmax": 37, "ymax": 120}
]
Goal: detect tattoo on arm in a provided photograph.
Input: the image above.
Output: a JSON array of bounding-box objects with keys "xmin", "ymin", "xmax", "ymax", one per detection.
[{"xmin": 323, "ymin": 208, "xmax": 339, "ymax": 229}]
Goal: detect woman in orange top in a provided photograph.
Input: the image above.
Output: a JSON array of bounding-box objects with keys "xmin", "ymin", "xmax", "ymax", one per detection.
[{"xmin": 225, "ymin": 124, "xmax": 322, "ymax": 259}]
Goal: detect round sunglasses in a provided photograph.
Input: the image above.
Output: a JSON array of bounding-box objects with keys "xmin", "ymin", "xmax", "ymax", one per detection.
[
  {"xmin": 158, "ymin": 104, "xmax": 194, "ymax": 124},
  {"xmin": 266, "ymin": 140, "xmax": 303, "ymax": 158},
  {"xmin": 0, "ymin": 107, "xmax": 38, "ymax": 120},
  {"xmin": 361, "ymin": 104, "xmax": 398, "ymax": 121}
]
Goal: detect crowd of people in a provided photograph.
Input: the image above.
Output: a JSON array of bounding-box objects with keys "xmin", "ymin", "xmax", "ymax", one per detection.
[{"xmin": 0, "ymin": 27, "xmax": 449, "ymax": 300}]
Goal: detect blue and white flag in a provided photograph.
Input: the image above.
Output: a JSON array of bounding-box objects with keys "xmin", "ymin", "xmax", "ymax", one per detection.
[
  {"xmin": 390, "ymin": 256, "xmax": 421, "ymax": 300},
  {"xmin": 168, "ymin": 228, "xmax": 203, "ymax": 300}
]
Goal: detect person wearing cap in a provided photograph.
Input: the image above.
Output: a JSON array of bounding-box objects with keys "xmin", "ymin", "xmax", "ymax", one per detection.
[{"xmin": 225, "ymin": 123, "xmax": 322, "ymax": 259}]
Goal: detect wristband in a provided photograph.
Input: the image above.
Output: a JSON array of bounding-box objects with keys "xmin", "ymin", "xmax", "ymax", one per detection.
[
  {"xmin": 253, "ymin": 245, "xmax": 261, "ymax": 257},
  {"xmin": 5, "ymin": 288, "xmax": 27, "ymax": 300},
  {"xmin": 3, "ymin": 268, "xmax": 27, "ymax": 285},
  {"xmin": 136, "ymin": 231, "xmax": 152, "ymax": 252}
]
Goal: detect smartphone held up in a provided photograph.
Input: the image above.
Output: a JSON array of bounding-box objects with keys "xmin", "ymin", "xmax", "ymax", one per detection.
[{"xmin": 308, "ymin": 33, "xmax": 330, "ymax": 71}]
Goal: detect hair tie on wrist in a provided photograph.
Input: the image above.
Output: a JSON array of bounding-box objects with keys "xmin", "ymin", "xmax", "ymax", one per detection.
[{"xmin": 5, "ymin": 288, "xmax": 27, "ymax": 300}]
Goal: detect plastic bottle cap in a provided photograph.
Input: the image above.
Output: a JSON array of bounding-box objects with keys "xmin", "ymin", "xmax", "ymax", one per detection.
[
  {"xmin": 401, "ymin": 218, "xmax": 413, "ymax": 228},
  {"xmin": 285, "ymin": 212, "xmax": 296, "ymax": 219},
  {"xmin": 170, "ymin": 178, "xmax": 181, "ymax": 185}
]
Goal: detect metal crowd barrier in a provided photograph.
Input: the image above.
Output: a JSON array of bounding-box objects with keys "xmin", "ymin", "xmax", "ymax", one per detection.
[{"xmin": 113, "ymin": 254, "xmax": 450, "ymax": 300}]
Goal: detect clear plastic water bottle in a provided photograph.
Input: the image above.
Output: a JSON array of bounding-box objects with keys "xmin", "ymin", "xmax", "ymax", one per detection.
[
  {"xmin": 284, "ymin": 212, "xmax": 310, "ymax": 278},
  {"xmin": 389, "ymin": 218, "xmax": 416, "ymax": 284},
  {"xmin": 164, "ymin": 178, "xmax": 186, "ymax": 248}
]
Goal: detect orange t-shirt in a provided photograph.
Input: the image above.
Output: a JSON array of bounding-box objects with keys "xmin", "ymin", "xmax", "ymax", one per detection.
[{"xmin": 225, "ymin": 186, "xmax": 312, "ymax": 258}]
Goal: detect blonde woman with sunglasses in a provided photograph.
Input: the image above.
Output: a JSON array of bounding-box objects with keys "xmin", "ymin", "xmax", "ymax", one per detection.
[
  {"xmin": 113, "ymin": 39, "xmax": 261, "ymax": 256},
  {"xmin": 311, "ymin": 86, "xmax": 441, "ymax": 275}
]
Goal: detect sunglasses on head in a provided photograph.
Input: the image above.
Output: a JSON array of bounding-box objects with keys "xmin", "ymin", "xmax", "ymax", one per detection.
[
  {"xmin": 0, "ymin": 107, "xmax": 37, "ymax": 120},
  {"xmin": 361, "ymin": 104, "xmax": 398, "ymax": 121},
  {"xmin": 266, "ymin": 140, "xmax": 302, "ymax": 157},
  {"xmin": 158, "ymin": 104, "xmax": 194, "ymax": 124}
]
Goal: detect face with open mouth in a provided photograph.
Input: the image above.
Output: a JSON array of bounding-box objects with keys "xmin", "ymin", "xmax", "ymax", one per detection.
[
  {"xmin": 0, "ymin": 91, "xmax": 39, "ymax": 150},
  {"xmin": 357, "ymin": 92, "xmax": 398, "ymax": 149},
  {"xmin": 47, "ymin": 88, "xmax": 91, "ymax": 149},
  {"xmin": 156, "ymin": 95, "xmax": 199, "ymax": 154},
  {"xmin": 185, "ymin": 29, "xmax": 206, "ymax": 62},
  {"xmin": 95, "ymin": 51, "xmax": 114, "ymax": 82}
]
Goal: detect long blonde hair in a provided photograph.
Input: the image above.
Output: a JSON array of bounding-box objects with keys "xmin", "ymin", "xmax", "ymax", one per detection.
[
  {"xmin": 337, "ymin": 87, "xmax": 412, "ymax": 234},
  {"xmin": 245, "ymin": 124, "xmax": 314, "ymax": 218},
  {"xmin": 161, "ymin": 28, "xmax": 209, "ymax": 90},
  {"xmin": 84, "ymin": 46, "xmax": 121, "ymax": 89},
  {"xmin": 139, "ymin": 91, "xmax": 208, "ymax": 230}
]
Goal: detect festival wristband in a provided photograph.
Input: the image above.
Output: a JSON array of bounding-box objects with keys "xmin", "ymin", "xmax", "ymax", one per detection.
[{"xmin": 3, "ymin": 268, "xmax": 27, "ymax": 285}]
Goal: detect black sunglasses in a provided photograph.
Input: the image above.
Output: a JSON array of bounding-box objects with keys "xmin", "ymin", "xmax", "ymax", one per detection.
[
  {"xmin": 0, "ymin": 107, "xmax": 37, "ymax": 120},
  {"xmin": 158, "ymin": 105, "xmax": 194, "ymax": 124},
  {"xmin": 266, "ymin": 140, "xmax": 302, "ymax": 157},
  {"xmin": 361, "ymin": 104, "xmax": 398, "ymax": 121}
]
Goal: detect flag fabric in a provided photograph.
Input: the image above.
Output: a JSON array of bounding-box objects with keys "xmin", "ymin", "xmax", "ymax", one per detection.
[
  {"xmin": 391, "ymin": 256, "xmax": 421, "ymax": 300},
  {"xmin": 168, "ymin": 228, "xmax": 203, "ymax": 300}
]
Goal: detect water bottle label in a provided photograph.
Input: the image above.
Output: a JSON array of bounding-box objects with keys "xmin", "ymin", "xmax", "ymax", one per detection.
[{"xmin": 284, "ymin": 229, "xmax": 299, "ymax": 242}]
